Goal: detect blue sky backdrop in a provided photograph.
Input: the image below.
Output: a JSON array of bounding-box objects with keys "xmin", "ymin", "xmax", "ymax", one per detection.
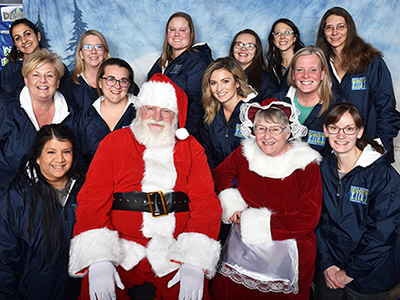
[{"xmin": 24, "ymin": 0, "xmax": 400, "ymax": 165}]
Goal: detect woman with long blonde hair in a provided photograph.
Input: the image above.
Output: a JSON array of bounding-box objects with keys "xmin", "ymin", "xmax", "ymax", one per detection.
[{"xmin": 200, "ymin": 57, "xmax": 256, "ymax": 170}]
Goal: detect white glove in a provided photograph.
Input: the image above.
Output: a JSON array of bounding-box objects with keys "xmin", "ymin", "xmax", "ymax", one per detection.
[
  {"xmin": 88, "ymin": 261, "xmax": 125, "ymax": 300},
  {"xmin": 167, "ymin": 263, "xmax": 204, "ymax": 300}
]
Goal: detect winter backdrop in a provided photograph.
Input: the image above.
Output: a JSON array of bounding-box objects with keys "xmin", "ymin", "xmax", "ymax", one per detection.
[{"xmin": 24, "ymin": 0, "xmax": 400, "ymax": 166}]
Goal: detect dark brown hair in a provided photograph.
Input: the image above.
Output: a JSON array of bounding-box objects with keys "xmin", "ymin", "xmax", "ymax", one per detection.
[{"xmin": 316, "ymin": 7, "xmax": 381, "ymax": 73}]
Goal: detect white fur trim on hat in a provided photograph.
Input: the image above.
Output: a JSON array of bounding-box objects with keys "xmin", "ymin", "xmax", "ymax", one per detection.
[
  {"xmin": 170, "ymin": 232, "xmax": 221, "ymax": 279},
  {"xmin": 218, "ymin": 188, "xmax": 248, "ymax": 224},
  {"xmin": 135, "ymin": 81, "xmax": 178, "ymax": 113},
  {"xmin": 69, "ymin": 227, "xmax": 121, "ymax": 277},
  {"xmin": 240, "ymin": 207, "xmax": 272, "ymax": 245},
  {"xmin": 176, "ymin": 128, "xmax": 189, "ymax": 140}
]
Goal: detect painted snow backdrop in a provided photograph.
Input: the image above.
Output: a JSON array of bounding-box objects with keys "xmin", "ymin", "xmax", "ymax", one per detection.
[{"xmin": 25, "ymin": 0, "xmax": 400, "ymax": 167}]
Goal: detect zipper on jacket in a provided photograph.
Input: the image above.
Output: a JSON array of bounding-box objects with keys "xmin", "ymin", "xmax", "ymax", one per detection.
[{"xmin": 336, "ymin": 179, "xmax": 341, "ymax": 197}]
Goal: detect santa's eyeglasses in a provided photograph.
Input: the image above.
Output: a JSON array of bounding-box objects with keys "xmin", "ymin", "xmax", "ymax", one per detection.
[{"xmin": 142, "ymin": 106, "xmax": 174, "ymax": 118}]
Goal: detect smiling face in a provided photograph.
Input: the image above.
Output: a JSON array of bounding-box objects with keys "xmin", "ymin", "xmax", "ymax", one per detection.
[
  {"xmin": 255, "ymin": 119, "xmax": 291, "ymax": 157},
  {"xmin": 324, "ymin": 111, "xmax": 363, "ymax": 155},
  {"xmin": 232, "ymin": 33, "xmax": 256, "ymax": 70},
  {"xmin": 12, "ymin": 23, "xmax": 41, "ymax": 56},
  {"xmin": 98, "ymin": 65, "xmax": 130, "ymax": 105},
  {"xmin": 167, "ymin": 17, "xmax": 191, "ymax": 58},
  {"xmin": 210, "ymin": 68, "xmax": 239, "ymax": 107},
  {"xmin": 273, "ymin": 22, "xmax": 296, "ymax": 53},
  {"xmin": 292, "ymin": 53, "xmax": 325, "ymax": 98},
  {"xmin": 36, "ymin": 138, "xmax": 73, "ymax": 189},
  {"xmin": 324, "ymin": 15, "xmax": 348, "ymax": 52},
  {"xmin": 24, "ymin": 62, "xmax": 60, "ymax": 104},
  {"xmin": 79, "ymin": 34, "xmax": 107, "ymax": 69}
]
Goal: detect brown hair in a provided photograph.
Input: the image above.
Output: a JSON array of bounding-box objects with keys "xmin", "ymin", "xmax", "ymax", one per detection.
[
  {"xmin": 316, "ymin": 6, "xmax": 381, "ymax": 73},
  {"xmin": 324, "ymin": 102, "xmax": 384, "ymax": 153},
  {"xmin": 202, "ymin": 57, "xmax": 254, "ymax": 125},
  {"xmin": 159, "ymin": 12, "xmax": 196, "ymax": 69},
  {"xmin": 229, "ymin": 29, "xmax": 268, "ymax": 94}
]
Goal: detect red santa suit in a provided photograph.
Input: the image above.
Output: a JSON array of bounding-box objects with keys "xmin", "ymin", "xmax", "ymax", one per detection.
[
  {"xmin": 69, "ymin": 74, "xmax": 222, "ymax": 299},
  {"xmin": 211, "ymin": 100, "xmax": 322, "ymax": 300}
]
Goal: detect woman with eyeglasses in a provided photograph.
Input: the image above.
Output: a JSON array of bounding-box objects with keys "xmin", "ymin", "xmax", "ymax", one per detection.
[
  {"xmin": 211, "ymin": 99, "xmax": 322, "ymax": 300},
  {"xmin": 316, "ymin": 7, "xmax": 400, "ymax": 162},
  {"xmin": 314, "ymin": 102, "xmax": 400, "ymax": 299},
  {"xmin": 228, "ymin": 29, "xmax": 279, "ymax": 101},
  {"xmin": 147, "ymin": 12, "xmax": 213, "ymax": 141},
  {"xmin": 266, "ymin": 18, "xmax": 305, "ymax": 88},
  {"xmin": 0, "ymin": 18, "xmax": 70, "ymax": 95},
  {"xmin": 60, "ymin": 30, "xmax": 139, "ymax": 111},
  {"xmin": 73, "ymin": 58, "xmax": 136, "ymax": 173}
]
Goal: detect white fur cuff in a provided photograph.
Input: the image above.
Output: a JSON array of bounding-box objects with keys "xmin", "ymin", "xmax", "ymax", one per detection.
[
  {"xmin": 119, "ymin": 238, "xmax": 147, "ymax": 271},
  {"xmin": 170, "ymin": 232, "xmax": 221, "ymax": 278},
  {"xmin": 218, "ymin": 188, "xmax": 248, "ymax": 224},
  {"xmin": 240, "ymin": 207, "xmax": 272, "ymax": 245},
  {"xmin": 69, "ymin": 228, "xmax": 121, "ymax": 277}
]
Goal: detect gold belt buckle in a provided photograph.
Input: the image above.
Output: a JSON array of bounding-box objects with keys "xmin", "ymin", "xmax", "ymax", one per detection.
[{"xmin": 147, "ymin": 191, "xmax": 168, "ymax": 217}]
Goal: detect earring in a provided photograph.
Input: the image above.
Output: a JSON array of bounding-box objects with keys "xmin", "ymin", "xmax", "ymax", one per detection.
[
  {"xmin": 273, "ymin": 45, "xmax": 275, "ymax": 58},
  {"xmin": 293, "ymin": 44, "xmax": 295, "ymax": 53}
]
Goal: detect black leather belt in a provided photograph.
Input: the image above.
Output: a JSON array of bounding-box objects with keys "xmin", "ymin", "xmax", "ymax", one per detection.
[{"xmin": 112, "ymin": 191, "xmax": 190, "ymax": 217}]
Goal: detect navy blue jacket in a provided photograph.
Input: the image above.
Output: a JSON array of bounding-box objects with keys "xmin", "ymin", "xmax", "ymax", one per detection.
[
  {"xmin": 148, "ymin": 43, "xmax": 213, "ymax": 139},
  {"xmin": 200, "ymin": 93, "xmax": 257, "ymax": 169},
  {"xmin": 0, "ymin": 176, "xmax": 82, "ymax": 300},
  {"xmin": 245, "ymin": 68, "xmax": 279, "ymax": 103},
  {"xmin": 316, "ymin": 146, "xmax": 400, "ymax": 294},
  {"xmin": 59, "ymin": 75, "xmax": 140, "ymax": 112},
  {"xmin": 73, "ymin": 95, "xmax": 136, "ymax": 173},
  {"xmin": 0, "ymin": 60, "xmax": 71, "ymax": 96},
  {"xmin": 0, "ymin": 89, "xmax": 76, "ymax": 194},
  {"xmin": 274, "ymin": 86, "xmax": 343, "ymax": 154},
  {"xmin": 329, "ymin": 55, "xmax": 400, "ymax": 162}
]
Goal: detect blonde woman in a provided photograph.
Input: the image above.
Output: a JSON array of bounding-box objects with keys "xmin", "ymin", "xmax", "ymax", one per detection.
[
  {"xmin": 274, "ymin": 45, "xmax": 341, "ymax": 153},
  {"xmin": 200, "ymin": 57, "xmax": 256, "ymax": 170}
]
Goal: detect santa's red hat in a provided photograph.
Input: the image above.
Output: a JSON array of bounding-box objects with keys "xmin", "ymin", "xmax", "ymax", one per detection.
[{"xmin": 135, "ymin": 73, "xmax": 189, "ymax": 140}]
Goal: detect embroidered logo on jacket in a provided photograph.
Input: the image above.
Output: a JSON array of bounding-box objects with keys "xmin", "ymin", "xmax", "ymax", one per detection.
[
  {"xmin": 349, "ymin": 185, "xmax": 369, "ymax": 205},
  {"xmin": 307, "ymin": 130, "xmax": 325, "ymax": 146},
  {"xmin": 351, "ymin": 77, "xmax": 367, "ymax": 90},
  {"xmin": 170, "ymin": 64, "xmax": 182, "ymax": 74},
  {"xmin": 234, "ymin": 123, "xmax": 245, "ymax": 138}
]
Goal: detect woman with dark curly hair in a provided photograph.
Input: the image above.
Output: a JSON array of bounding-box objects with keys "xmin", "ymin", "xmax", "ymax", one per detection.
[
  {"xmin": 229, "ymin": 29, "xmax": 278, "ymax": 101},
  {"xmin": 266, "ymin": 18, "xmax": 305, "ymax": 88}
]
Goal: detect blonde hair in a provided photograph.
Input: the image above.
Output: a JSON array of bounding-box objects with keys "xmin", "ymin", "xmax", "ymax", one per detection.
[
  {"xmin": 202, "ymin": 57, "xmax": 254, "ymax": 125},
  {"xmin": 160, "ymin": 12, "xmax": 196, "ymax": 68},
  {"xmin": 71, "ymin": 30, "xmax": 110, "ymax": 84},
  {"xmin": 22, "ymin": 49, "xmax": 64, "ymax": 79},
  {"xmin": 288, "ymin": 45, "xmax": 333, "ymax": 117}
]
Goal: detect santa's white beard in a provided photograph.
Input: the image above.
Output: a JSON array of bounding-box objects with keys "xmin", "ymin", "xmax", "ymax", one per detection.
[{"xmin": 131, "ymin": 116, "xmax": 177, "ymax": 148}]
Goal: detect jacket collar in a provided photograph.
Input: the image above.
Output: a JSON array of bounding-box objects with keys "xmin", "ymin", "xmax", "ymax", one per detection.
[{"xmin": 19, "ymin": 86, "xmax": 70, "ymax": 131}]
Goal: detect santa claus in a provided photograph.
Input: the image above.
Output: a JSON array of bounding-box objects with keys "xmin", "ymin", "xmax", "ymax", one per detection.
[{"xmin": 69, "ymin": 73, "xmax": 222, "ymax": 300}]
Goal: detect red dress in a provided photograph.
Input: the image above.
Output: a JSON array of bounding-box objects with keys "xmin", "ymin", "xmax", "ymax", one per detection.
[{"xmin": 211, "ymin": 140, "xmax": 322, "ymax": 300}]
